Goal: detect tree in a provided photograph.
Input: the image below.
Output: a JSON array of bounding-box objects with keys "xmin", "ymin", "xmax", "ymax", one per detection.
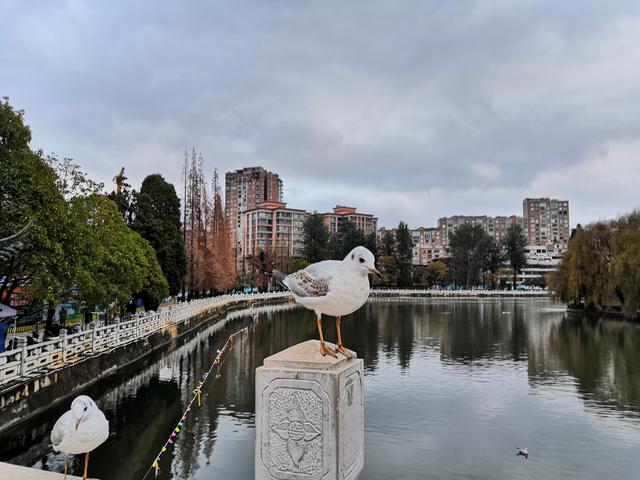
[
  {"xmin": 303, "ymin": 213, "xmax": 330, "ymax": 263},
  {"xmin": 0, "ymin": 99, "xmax": 72, "ymax": 313},
  {"xmin": 424, "ymin": 261, "xmax": 448, "ymax": 287},
  {"xmin": 395, "ymin": 222, "xmax": 414, "ymax": 287},
  {"xmin": 502, "ymin": 223, "xmax": 527, "ymax": 289},
  {"xmin": 365, "ymin": 231, "xmax": 378, "ymax": 258},
  {"xmin": 208, "ymin": 171, "xmax": 235, "ymax": 292},
  {"xmin": 70, "ymin": 195, "xmax": 168, "ymax": 316},
  {"xmin": 381, "ymin": 230, "xmax": 396, "ymax": 257},
  {"xmin": 133, "ymin": 174, "xmax": 187, "ymax": 296},
  {"xmin": 448, "ymin": 224, "xmax": 492, "ymax": 288},
  {"xmin": 335, "ymin": 220, "xmax": 366, "ymax": 258},
  {"xmin": 107, "ymin": 167, "xmax": 137, "ymax": 223}
]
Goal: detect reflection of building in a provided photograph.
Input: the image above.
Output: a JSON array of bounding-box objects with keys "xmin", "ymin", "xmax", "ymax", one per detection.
[
  {"xmin": 225, "ymin": 167, "xmax": 283, "ymax": 268},
  {"xmin": 322, "ymin": 206, "xmax": 377, "ymax": 236},
  {"xmin": 437, "ymin": 215, "xmax": 529, "ymax": 246},
  {"xmin": 240, "ymin": 201, "xmax": 307, "ymax": 274},
  {"xmin": 523, "ymin": 198, "xmax": 570, "ymax": 247}
]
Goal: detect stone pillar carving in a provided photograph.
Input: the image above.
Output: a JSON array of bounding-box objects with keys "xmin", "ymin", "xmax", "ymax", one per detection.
[{"xmin": 255, "ymin": 340, "xmax": 364, "ymax": 480}]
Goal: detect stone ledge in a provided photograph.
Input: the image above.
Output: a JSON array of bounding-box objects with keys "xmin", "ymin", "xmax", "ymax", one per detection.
[
  {"xmin": 263, "ymin": 340, "xmax": 357, "ymax": 371},
  {"xmin": 0, "ymin": 461, "xmax": 88, "ymax": 479}
]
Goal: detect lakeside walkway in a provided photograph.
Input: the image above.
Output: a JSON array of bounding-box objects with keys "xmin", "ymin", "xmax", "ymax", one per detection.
[{"xmin": 0, "ymin": 462, "xmax": 86, "ymax": 479}]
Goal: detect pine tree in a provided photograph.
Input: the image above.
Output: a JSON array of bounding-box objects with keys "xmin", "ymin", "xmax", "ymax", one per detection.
[
  {"xmin": 303, "ymin": 213, "xmax": 330, "ymax": 263},
  {"xmin": 395, "ymin": 221, "xmax": 414, "ymax": 287}
]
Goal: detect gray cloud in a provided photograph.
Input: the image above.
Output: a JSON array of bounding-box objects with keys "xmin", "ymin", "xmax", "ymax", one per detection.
[{"xmin": 2, "ymin": 0, "xmax": 640, "ymax": 227}]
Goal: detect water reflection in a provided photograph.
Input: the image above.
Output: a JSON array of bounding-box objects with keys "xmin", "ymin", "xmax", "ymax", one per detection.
[{"xmin": 1, "ymin": 299, "xmax": 640, "ymax": 480}]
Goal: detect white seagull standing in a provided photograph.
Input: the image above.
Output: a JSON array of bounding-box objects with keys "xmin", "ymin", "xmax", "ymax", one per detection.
[
  {"xmin": 516, "ymin": 447, "xmax": 529, "ymax": 459},
  {"xmin": 275, "ymin": 246, "xmax": 382, "ymax": 358},
  {"xmin": 51, "ymin": 395, "xmax": 109, "ymax": 480}
]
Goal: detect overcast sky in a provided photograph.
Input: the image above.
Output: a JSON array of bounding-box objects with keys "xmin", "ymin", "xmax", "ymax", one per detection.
[{"xmin": 2, "ymin": 1, "xmax": 640, "ymax": 228}]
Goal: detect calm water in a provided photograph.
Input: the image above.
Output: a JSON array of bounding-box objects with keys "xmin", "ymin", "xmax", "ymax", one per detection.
[{"xmin": 2, "ymin": 298, "xmax": 640, "ymax": 480}]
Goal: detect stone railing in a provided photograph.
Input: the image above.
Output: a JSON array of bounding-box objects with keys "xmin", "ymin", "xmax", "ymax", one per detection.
[
  {"xmin": 370, "ymin": 288, "xmax": 548, "ymax": 297},
  {"xmin": 0, "ymin": 292, "xmax": 291, "ymax": 386}
]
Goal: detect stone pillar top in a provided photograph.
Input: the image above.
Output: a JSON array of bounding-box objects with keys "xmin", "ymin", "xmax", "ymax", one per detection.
[{"xmin": 263, "ymin": 340, "xmax": 357, "ymax": 371}]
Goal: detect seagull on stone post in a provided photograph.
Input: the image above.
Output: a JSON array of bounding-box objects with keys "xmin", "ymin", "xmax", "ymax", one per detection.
[
  {"xmin": 51, "ymin": 395, "xmax": 109, "ymax": 479},
  {"xmin": 274, "ymin": 246, "xmax": 382, "ymax": 358}
]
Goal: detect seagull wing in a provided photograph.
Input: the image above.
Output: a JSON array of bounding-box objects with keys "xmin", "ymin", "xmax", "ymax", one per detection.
[
  {"xmin": 51, "ymin": 410, "xmax": 74, "ymax": 450},
  {"xmin": 284, "ymin": 261, "xmax": 340, "ymax": 298}
]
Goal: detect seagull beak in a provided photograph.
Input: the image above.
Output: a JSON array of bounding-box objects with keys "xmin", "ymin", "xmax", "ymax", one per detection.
[{"xmin": 368, "ymin": 268, "xmax": 383, "ymax": 280}]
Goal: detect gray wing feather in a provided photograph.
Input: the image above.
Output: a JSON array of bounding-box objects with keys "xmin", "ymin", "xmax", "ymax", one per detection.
[
  {"xmin": 51, "ymin": 410, "xmax": 72, "ymax": 448},
  {"xmin": 284, "ymin": 261, "xmax": 339, "ymax": 297}
]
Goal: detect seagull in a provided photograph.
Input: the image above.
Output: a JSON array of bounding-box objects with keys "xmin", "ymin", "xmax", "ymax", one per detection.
[
  {"xmin": 516, "ymin": 447, "xmax": 529, "ymax": 459},
  {"xmin": 51, "ymin": 395, "xmax": 109, "ymax": 480},
  {"xmin": 275, "ymin": 246, "xmax": 382, "ymax": 358}
]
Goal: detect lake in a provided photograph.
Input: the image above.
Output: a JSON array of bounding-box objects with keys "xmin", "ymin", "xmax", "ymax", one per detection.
[{"xmin": 1, "ymin": 298, "xmax": 640, "ymax": 479}]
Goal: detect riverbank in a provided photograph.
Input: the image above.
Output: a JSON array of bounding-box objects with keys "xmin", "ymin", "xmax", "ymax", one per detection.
[
  {"xmin": 370, "ymin": 288, "xmax": 548, "ymax": 297},
  {"xmin": 0, "ymin": 293, "xmax": 293, "ymax": 434}
]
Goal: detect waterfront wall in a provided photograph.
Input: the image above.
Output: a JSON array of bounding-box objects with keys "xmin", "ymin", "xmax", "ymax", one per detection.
[
  {"xmin": 0, "ymin": 292, "xmax": 293, "ymax": 434},
  {"xmin": 370, "ymin": 288, "xmax": 548, "ymax": 297}
]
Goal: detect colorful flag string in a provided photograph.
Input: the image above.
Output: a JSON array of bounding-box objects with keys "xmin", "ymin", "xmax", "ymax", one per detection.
[{"xmin": 141, "ymin": 316, "xmax": 255, "ymax": 480}]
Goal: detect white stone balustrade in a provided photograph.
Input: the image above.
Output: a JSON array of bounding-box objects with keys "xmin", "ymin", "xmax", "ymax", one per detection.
[{"xmin": 0, "ymin": 292, "xmax": 291, "ymax": 386}]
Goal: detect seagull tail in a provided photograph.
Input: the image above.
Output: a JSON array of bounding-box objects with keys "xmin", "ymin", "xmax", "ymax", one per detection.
[{"xmin": 272, "ymin": 270, "xmax": 288, "ymax": 289}]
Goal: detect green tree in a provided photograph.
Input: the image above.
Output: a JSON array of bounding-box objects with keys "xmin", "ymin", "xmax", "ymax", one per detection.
[
  {"xmin": 303, "ymin": 213, "xmax": 330, "ymax": 263},
  {"xmin": 395, "ymin": 221, "xmax": 414, "ymax": 287},
  {"xmin": 70, "ymin": 195, "xmax": 168, "ymax": 317},
  {"xmin": 425, "ymin": 261, "xmax": 448, "ymax": 287},
  {"xmin": 448, "ymin": 224, "xmax": 491, "ymax": 288},
  {"xmin": 335, "ymin": 220, "xmax": 366, "ymax": 258},
  {"xmin": 381, "ymin": 230, "xmax": 396, "ymax": 257},
  {"xmin": 133, "ymin": 174, "xmax": 187, "ymax": 296},
  {"xmin": 502, "ymin": 223, "xmax": 527, "ymax": 289},
  {"xmin": 0, "ymin": 99, "xmax": 72, "ymax": 313},
  {"xmin": 365, "ymin": 231, "xmax": 378, "ymax": 258}
]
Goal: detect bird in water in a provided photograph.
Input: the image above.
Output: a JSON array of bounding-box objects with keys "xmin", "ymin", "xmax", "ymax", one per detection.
[
  {"xmin": 516, "ymin": 447, "xmax": 529, "ymax": 459},
  {"xmin": 275, "ymin": 246, "xmax": 382, "ymax": 358},
  {"xmin": 51, "ymin": 395, "xmax": 109, "ymax": 479}
]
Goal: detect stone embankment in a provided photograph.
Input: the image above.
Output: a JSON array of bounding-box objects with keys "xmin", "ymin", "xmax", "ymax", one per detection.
[{"xmin": 0, "ymin": 292, "xmax": 293, "ymax": 433}]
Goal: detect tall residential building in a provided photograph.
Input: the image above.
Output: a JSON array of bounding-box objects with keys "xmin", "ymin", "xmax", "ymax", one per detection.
[
  {"xmin": 523, "ymin": 198, "xmax": 570, "ymax": 246},
  {"xmin": 322, "ymin": 206, "xmax": 377, "ymax": 236},
  {"xmin": 240, "ymin": 201, "xmax": 307, "ymax": 274},
  {"xmin": 437, "ymin": 215, "xmax": 528, "ymax": 246},
  {"xmin": 225, "ymin": 167, "xmax": 283, "ymax": 265}
]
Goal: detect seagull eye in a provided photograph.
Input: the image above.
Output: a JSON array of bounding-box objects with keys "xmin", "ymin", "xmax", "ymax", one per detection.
[
  {"xmin": 84, "ymin": 407, "xmax": 87, "ymax": 411},
  {"xmin": 359, "ymin": 258, "xmax": 365, "ymax": 263}
]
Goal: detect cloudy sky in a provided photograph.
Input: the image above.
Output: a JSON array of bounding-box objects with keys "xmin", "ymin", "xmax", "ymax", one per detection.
[{"xmin": 3, "ymin": 1, "xmax": 640, "ymax": 228}]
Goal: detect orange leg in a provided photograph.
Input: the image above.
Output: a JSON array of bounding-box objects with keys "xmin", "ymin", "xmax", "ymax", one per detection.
[
  {"xmin": 316, "ymin": 314, "xmax": 337, "ymax": 358},
  {"xmin": 83, "ymin": 452, "xmax": 89, "ymax": 480},
  {"xmin": 333, "ymin": 317, "xmax": 354, "ymax": 359}
]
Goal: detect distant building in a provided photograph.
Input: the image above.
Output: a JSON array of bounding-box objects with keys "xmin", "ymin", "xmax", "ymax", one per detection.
[
  {"xmin": 518, "ymin": 244, "xmax": 565, "ymax": 285},
  {"xmin": 377, "ymin": 226, "xmax": 446, "ymax": 265},
  {"xmin": 523, "ymin": 198, "xmax": 570, "ymax": 247},
  {"xmin": 225, "ymin": 167, "xmax": 283, "ymax": 268},
  {"xmin": 322, "ymin": 206, "xmax": 377, "ymax": 236},
  {"xmin": 240, "ymin": 201, "xmax": 307, "ymax": 274},
  {"xmin": 437, "ymin": 215, "xmax": 528, "ymax": 246}
]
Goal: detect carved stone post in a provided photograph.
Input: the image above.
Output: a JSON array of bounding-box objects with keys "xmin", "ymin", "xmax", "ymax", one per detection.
[{"xmin": 255, "ymin": 340, "xmax": 364, "ymax": 480}]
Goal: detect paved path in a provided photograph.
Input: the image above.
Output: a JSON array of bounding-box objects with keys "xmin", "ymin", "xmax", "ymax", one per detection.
[{"xmin": 0, "ymin": 461, "xmax": 89, "ymax": 479}]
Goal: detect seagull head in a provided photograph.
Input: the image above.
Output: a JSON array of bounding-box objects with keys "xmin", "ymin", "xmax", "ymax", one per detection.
[
  {"xmin": 344, "ymin": 246, "xmax": 383, "ymax": 280},
  {"xmin": 71, "ymin": 395, "xmax": 97, "ymax": 428}
]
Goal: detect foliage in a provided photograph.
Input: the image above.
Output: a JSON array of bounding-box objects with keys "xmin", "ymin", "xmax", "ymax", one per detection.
[
  {"xmin": 395, "ymin": 221, "xmax": 414, "ymax": 287},
  {"xmin": 183, "ymin": 151, "xmax": 235, "ymax": 296},
  {"xmin": 502, "ymin": 223, "xmax": 527, "ymax": 289},
  {"xmin": 380, "ymin": 230, "xmax": 396, "ymax": 257},
  {"xmin": 0, "ymin": 98, "xmax": 71, "ymax": 307},
  {"xmin": 550, "ymin": 212, "xmax": 640, "ymax": 317},
  {"xmin": 332, "ymin": 220, "xmax": 366, "ymax": 259},
  {"xmin": 447, "ymin": 224, "xmax": 495, "ymax": 288},
  {"xmin": 70, "ymin": 195, "xmax": 168, "ymax": 312},
  {"xmin": 303, "ymin": 213, "xmax": 330, "ymax": 263},
  {"xmin": 421, "ymin": 261, "xmax": 448, "ymax": 287},
  {"xmin": 133, "ymin": 174, "xmax": 187, "ymax": 296}
]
